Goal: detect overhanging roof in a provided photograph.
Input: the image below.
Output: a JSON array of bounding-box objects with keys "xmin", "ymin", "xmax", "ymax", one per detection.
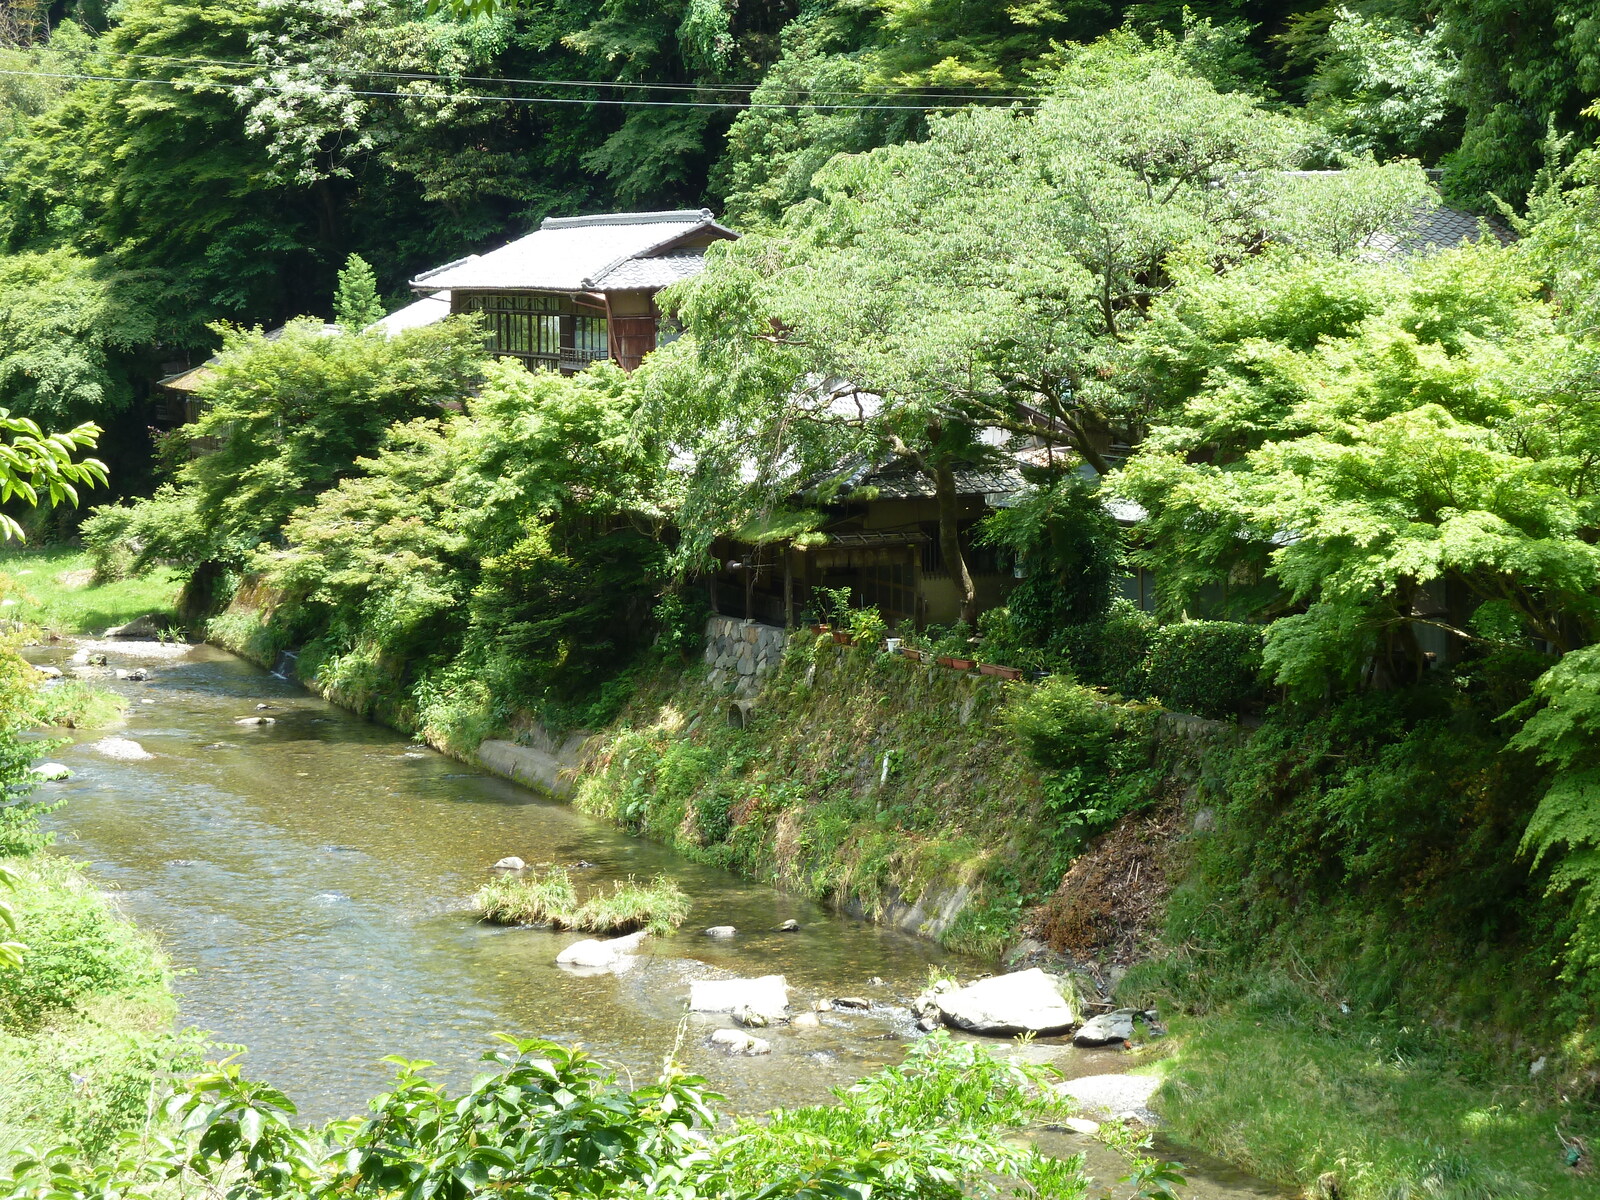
[{"xmin": 409, "ymin": 209, "xmax": 736, "ymax": 294}]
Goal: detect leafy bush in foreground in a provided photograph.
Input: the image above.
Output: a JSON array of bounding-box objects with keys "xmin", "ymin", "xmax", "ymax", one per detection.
[{"xmin": 0, "ymin": 1034, "xmax": 1094, "ymax": 1200}]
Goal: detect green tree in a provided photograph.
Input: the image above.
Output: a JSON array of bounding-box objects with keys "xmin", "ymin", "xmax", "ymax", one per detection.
[
  {"xmin": 333, "ymin": 253, "xmax": 385, "ymax": 330},
  {"xmin": 84, "ymin": 315, "xmax": 485, "ymax": 578},
  {"xmin": 651, "ymin": 37, "xmax": 1422, "ymax": 620}
]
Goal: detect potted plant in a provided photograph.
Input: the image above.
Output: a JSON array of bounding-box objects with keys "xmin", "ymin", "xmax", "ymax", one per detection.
[
  {"xmin": 929, "ymin": 622, "xmax": 975, "ymax": 670},
  {"xmin": 895, "ymin": 624, "xmax": 930, "ymax": 662},
  {"xmin": 978, "ymin": 662, "xmax": 1024, "ymax": 680},
  {"xmin": 847, "ymin": 605, "xmax": 887, "ymax": 651}
]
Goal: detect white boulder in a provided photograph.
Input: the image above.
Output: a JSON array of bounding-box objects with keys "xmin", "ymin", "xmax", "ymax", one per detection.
[
  {"xmin": 703, "ymin": 925, "xmax": 737, "ymax": 938},
  {"xmin": 91, "ymin": 737, "xmax": 154, "ymax": 762},
  {"xmin": 935, "ymin": 968, "xmax": 1079, "ymax": 1037},
  {"xmin": 689, "ymin": 975, "xmax": 789, "ymax": 1020},
  {"xmin": 709, "ymin": 1029, "xmax": 771, "ymax": 1055},
  {"xmin": 33, "ymin": 665, "xmax": 62, "ymax": 679},
  {"xmin": 491, "ymin": 856, "xmax": 527, "ymax": 871},
  {"xmin": 555, "ymin": 930, "xmax": 648, "ymax": 970},
  {"xmin": 1053, "ymin": 1074, "xmax": 1162, "ymax": 1126},
  {"xmin": 235, "ymin": 716, "xmax": 275, "ymax": 726},
  {"xmin": 104, "ymin": 615, "xmax": 160, "ymax": 639},
  {"xmin": 31, "ymin": 762, "xmax": 72, "ymax": 781}
]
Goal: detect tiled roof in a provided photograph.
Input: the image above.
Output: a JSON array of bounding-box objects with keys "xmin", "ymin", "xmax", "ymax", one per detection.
[
  {"xmin": 1365, "ymin": 204, "xmax": 1517, "ymax": 258},
  {"xmin": 1279, "ymin": 170, "xmax": 1515, "ymax": 259},
  {"xmin": 827, "ymin": 456, "xmax": 1026, "ymax": 501},
  {"xmin": 409, "ymin": 209, "xmax": 734, "ymax": 294},
  {"xmin": 591, "ymin": 250, "xmax": 709, "ymax": 290}
]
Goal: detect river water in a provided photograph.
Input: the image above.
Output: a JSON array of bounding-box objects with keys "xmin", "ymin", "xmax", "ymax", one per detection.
[{"xmin": 29, "ymin": 637, "xmax": 1282, "ymax": 1198}]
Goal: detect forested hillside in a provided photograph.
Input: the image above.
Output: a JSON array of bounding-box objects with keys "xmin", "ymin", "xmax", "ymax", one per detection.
[{"xmin": 2, "ymin": 0, "xmax": 1598, "ymax": 493}]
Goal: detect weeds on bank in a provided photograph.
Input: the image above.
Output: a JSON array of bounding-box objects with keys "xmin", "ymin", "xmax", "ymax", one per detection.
[{"xmin": 474, "ymin": 869, "xmax": 691, "ymax": 935}]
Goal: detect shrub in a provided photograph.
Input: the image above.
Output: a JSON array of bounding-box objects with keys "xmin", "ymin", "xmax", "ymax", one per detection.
[
  {"xmin": 1003, "ymin": 676, "xmax": 1159, "ymax": 849},
  {"xmin": 1005, "ymin": 675, "xmax": 1121, "ymax": 775},
  {"xmin": 0, "ymin": 859, "xmax": 167, "ymax": 1033},
  {"xmin": 1050, "ymin": 598, "xmax": 1155, "ymax": 693},
  {"xmin": 1144, "ymin": 620, "xmax": 1264, "ymax": 718},
  {"xmin": 474, "ymin": 869, "xmax": 580, "ymax": 927},
  {"xmin": 978, "ymin": 471, "xmax": 1120, "ymax": 634}
]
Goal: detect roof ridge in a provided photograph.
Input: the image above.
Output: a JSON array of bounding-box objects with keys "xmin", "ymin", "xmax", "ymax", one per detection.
[{"xmin": 542, "ymin": 209, "xmax": 714, "ymax": 230}]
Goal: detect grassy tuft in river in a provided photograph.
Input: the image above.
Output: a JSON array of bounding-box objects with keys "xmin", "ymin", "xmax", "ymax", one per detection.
[{"xmin": 474, "ymin": 869, "xmax": 691, "ymax": 935}]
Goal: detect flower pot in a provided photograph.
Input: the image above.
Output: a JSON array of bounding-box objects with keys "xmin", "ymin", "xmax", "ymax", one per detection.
[
  {"xmin": 938, "ymin": 656, "xmax": 976, "ymax": 671},
  {"xmin": 899, "ymin": 647, "xmax": 924, "ymax": 662},
  {"xmin": 979, "ymin": 663, "xmax": 1024, "ymax": 680},
  {"xmin": 832, "ymin": 630, "xmax": 854, "ymax": 645},
  {"xmin": 809, "ymin": 623, "xmax": 830, "ymax": 636}
]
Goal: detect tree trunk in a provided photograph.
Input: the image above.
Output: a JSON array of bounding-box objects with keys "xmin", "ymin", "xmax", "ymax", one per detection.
[{"xmin": 933, "ymin": 461, "xmax": 978, "ymax": 625}]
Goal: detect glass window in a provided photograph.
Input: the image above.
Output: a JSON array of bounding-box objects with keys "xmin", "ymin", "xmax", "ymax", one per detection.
[{"xmin": 573, "ymin": 316, "xmax": 608, "ymax": 361}]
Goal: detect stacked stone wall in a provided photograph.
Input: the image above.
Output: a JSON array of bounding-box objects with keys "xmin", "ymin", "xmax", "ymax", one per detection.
[{"xmin": 704, "ymin": 616, "xmax": 788, "ymax": 697}]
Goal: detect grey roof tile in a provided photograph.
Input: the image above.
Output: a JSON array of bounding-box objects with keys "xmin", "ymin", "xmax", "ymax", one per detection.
[{"xmin": 410, "ymin": 209, "xmax": 733, "ymax": 293}]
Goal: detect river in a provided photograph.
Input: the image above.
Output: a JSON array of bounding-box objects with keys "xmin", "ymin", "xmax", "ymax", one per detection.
[{"xmin": 29, "ymin": 637, "xmax": 1282, "ymax": 1198}]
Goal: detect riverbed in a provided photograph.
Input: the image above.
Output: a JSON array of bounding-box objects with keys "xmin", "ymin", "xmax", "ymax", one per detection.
[{"xmin": 29, "ymin": 637, "xmax": 1282, "ymax": 1198}]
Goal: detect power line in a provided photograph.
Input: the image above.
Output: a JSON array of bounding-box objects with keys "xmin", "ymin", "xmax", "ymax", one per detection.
[
  {"xmin": 0, "ymin": 66, "xmax": 1045, "ymax": 111},
  {"xmin": 106, "ymin": 50, "xmax": 1046, "ymax": 104}
]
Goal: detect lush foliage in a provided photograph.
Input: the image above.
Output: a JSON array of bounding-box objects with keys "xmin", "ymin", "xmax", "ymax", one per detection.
[
  {"xmin": 183, "ymin": 358, "xmax": 675, "ymax": 736},
  {"xmin": 0, "ymin": 1033, "xmax": 1087, "ymax": 1200}
]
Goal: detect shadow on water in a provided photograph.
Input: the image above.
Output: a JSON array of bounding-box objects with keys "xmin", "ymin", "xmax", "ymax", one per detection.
[{"xmin": 28, "ymin": 640, "xmax": 1284, "ymax": 1199}]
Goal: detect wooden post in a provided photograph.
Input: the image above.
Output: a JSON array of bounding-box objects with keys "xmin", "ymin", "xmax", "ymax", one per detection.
[{"xmin": 783, "ymin": 544, "xmax": 795, "ymax": 629}]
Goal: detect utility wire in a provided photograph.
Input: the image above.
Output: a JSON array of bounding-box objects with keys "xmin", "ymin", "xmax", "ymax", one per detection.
[
  {"xmin": 104, "ymin": 50, "xmax": 1044, "ymax": 103},
  {"xmin": 0, "ymin": 66, "xmax": 1046, "ymax": 111}
]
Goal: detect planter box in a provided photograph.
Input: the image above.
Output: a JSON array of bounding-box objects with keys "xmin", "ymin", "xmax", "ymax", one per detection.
[
  {"xmin": 831, "ymin": 630, "xmax": 855, "ymax": 645},
  {"xmin": 899, "ymin": 647, "xmax": 924, "ymax": 662},
  {"xmin": 937, "ymin": 656, "xmax": 976, "ymax": 671},
  {"xmin": 979, "ymin": 663, "xmax": 1024, "ymax": 680}
]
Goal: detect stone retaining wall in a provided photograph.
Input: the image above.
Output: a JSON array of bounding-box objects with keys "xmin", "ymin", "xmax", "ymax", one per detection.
[{"xmin": 704, "ymin": 615, "xmax": 788, "ymax": 697}]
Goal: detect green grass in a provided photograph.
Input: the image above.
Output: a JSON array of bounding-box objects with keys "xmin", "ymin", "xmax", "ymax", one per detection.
[
  {"xmin": 474, "ymin": 869, "xmax": 691, "ymax": 936},
  {"xmin": 0, "ymin": 547, "xmax": 182, "ymax": 637},
  {"xmin": 1152, "ymin": 1006, "xmax": 1598, "ymax": 1200},
  {"xmin": 31, "ymin": 680, "xmax": 127, "ymax": 730},
  {"xmin": 0, "ymin": 854, "xmax": 192, "ymax": 1157}
]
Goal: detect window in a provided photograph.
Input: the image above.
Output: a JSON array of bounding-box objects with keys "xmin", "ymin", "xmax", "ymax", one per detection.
[{"xmin": 458, "ymin": 292, "xmax": 609, "ymax": 371}]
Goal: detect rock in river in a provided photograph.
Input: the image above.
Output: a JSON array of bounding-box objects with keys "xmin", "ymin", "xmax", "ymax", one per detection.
[
  {"xmin": 104, "ymin": 615, "xmax": 160, "ymax": 639},
  {"xmin": 33, "ymin": 665, "xmax": 62, "ymax": 679},
  {"xmin": 556, "ymin": 929, "xmax": 648, "ymax": 971},
  {"xmin": 709, "ymin": 1029, "xmax": 771, "ymax": 1056},
  {"xmin": 91, "ymin": 737, "xmax": 154, "ymax": 762},
  {"xmin": 689, "ymin": 974, "xmax": 789, "ymax": 1020},
  {"xmin": 935, "ymin": 968, "xmax": 1079, "ymax": 1037},
  {"xmin": 235, "ymin": 716, "xmax": 275, "ymax": 727},
  {"xmin": 1053, "ymin": 1074, "xmax": 1161, "ymax": 1126},
  {"xmin": 1074, "ymin": 1008, "xmax": 1137, "ymax": 1047},
  {"xmin": 491, "ymin": 856, "xmax": 526, "ymax": 871},
  {"xmin": 776, "ymin": 919, "xmax": 800, "ymax": 932},
  {"xmin": 32, "ymin": 762, "xmax": 72, "ymax": 781},
  {"xmin": 703, "ymin": 925, "xmax": 737, "ymax": 938}
]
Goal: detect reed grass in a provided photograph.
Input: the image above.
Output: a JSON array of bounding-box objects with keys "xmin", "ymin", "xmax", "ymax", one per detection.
[{"xmin": 474, "ymin": 870, "xmax": 690, "ymax": 936}]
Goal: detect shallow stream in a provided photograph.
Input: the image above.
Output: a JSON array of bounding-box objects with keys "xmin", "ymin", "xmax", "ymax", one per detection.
[{"xmin": 29, "ymin": 638, "xmax": 1281, "ymax": 1198}]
